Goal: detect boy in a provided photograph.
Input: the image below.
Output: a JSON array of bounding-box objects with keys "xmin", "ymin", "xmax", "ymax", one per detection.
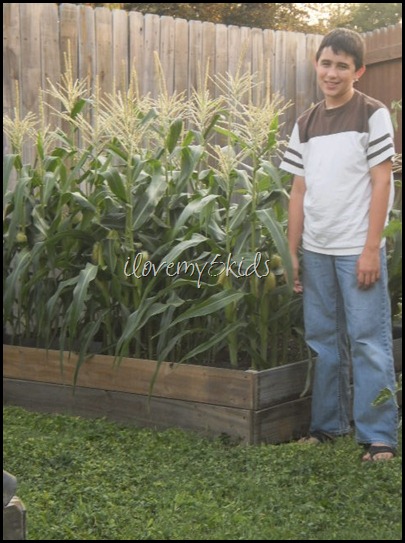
[{"xmin": 280, "ymin": 28, "xmax": 397, "ymax": 461}]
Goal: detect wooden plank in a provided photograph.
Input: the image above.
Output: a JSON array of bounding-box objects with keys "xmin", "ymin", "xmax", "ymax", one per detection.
[
  {"xmin": 3, "ymin": 379, "xmax": 252, "ymax": 443},
  {"xmin": 78, "ymin": 5, "xmax": 96, "ymax": 85},
  {"xmin": 40, "ymin": 3, "xmax": 61, "ymax": 128},
  {"xmin": 239, "ymin": 26, "xmax": 252, "ymax": 78},
  {"xmin": 3, "ymin": 345, "xmax": 254, "ymax": 409},
  {"xmin": 365, "ymin": 43, "xmax": 402, "ymax": 65},
  {"xmin": 284, "ymin": 31, "xmax": 299, "ymax": 138},
  {"xmin": 143, "ymin": 14, "xmax": 160, "ymax": 98},
  {"xmin": 251, "ymin": 27, "xmax": 264, "ymax": 105},
  {"xmin": 201, "ymin": 21, "xmax": 216, "ymax": 96},
  {"xmin": 294, "ymin": 32, "xmax": 309, "ymax": 117},
  {"xmin": 112, "ymin": 8, "xmax": 129, "ymax": 93},
  {"xmin": 253, "ymin": 396, "xmax": 312, "ymax": 444},
  {"xmin": 188, "ymin": 20, "xmax": 202, "ymax": 95},
  {"xmin": 160, "ymin": 16, "xmax": 175, "ymax": 95},
  {"xmin": 3, "ymin": 2, "xmax": 21, "ymax": 160},
  {"xmin": 255, "ymin": 358, "xmax": 311, "ymax": 410},
  {"xmin": 129, "ymin": 10, "xmax": 145, "ymax": 96},
  {"xmin": 262, "ymin": 29, "xmax": 275, "ymax": 103},
  {"xmin": 174, "ymin": 18, "xmax": 189, "ymax": 95},
  {"xmin": 59, "ymin": 3, "xmax": 79, "ymax": 80},
  {"xmin": 306, "ymin": 33, "xmax": 323, "ymax": 105},
  {"xmin": 227, "ymin": 25, "xmax": 241, "ymax": 78},
  {"xmin": 19, "ymin": 3, "xmax": 45, "ymax": 166},
  {"xmin": 95, "ymin": 7, "xmax": 113, "ymax": 96}
]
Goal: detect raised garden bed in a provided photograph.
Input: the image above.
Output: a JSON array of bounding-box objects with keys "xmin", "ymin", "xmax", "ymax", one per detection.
[{"xmin": 3, "ymin": 338, "xmax": 402, "ymax": 444}]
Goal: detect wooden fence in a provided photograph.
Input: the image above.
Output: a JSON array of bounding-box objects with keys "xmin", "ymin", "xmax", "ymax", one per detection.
[
  {"xmin": 3, "ymin": 3, "xmax": 402, "ymax": 160},
  {"xmin": 358, "ymin": 24, "xmax": 402, "ymax": 154}
]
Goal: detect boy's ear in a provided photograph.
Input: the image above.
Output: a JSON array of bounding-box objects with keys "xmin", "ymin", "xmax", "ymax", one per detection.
[{"xmin": 355, "ymin": 65, "xmax": 366, "ymax": 81}]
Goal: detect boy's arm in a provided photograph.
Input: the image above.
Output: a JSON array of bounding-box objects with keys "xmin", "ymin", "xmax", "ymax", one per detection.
[
  {"xmin": 288, "ymin": 175, "xmax": 306, "ymax": 293},
  {"xmin": 356, "ymin": 159, "xmax": 393, "ymax": 289}
]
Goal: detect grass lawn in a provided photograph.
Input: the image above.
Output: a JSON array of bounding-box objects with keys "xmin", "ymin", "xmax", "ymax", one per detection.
[{"xmin": 3, "ymin": 406, "xmax": 402, "ymax": 540}]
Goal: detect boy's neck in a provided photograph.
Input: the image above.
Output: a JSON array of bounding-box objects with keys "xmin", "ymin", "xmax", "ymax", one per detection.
[{"xmin": 324, "ymin": 88, "xmax": 355, "ymax": 109}]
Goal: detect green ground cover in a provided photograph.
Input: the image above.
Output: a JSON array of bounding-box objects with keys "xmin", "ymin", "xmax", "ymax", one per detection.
[{"xmin": 3, "ymin": 406, "xmax": 402, "ymax": 540}]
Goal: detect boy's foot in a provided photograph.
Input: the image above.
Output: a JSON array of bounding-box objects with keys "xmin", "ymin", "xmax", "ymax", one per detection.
[{"xmin": 362, "ymin": 443, "xmax": 396, "ymax": 462}]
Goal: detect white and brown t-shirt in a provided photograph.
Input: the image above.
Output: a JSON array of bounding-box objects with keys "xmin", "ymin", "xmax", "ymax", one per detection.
[{"xmin": 280, "ymin": 90, "xmax": 395, "ymax": 255}]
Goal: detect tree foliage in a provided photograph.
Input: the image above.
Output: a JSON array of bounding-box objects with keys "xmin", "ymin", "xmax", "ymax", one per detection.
[
  {"xmin": 62, "ymin": 3, "xmax": 403, "ymax": 32},
  {"xmin": 344, "ymin": 3, "xmax": 402, "ymax": 33}
]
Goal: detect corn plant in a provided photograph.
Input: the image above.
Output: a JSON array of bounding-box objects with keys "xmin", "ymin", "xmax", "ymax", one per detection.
[{"xmin": 3, "ymin": 59, "xmax": 304, "ymax": 375}]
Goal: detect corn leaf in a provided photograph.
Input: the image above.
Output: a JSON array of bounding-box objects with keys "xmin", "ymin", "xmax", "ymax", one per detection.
[
  {"xmin": 159, "ymin": 233, "xmax": 208, "ymax": 264},
  {"xmin": 179, "ymin": 321, "xmax": 247, "ymax": 363},
  {"xmin": 171, "ymin": 195, "xmax": 219, "ymax": 237},
  {"xmin": 256, "ymin": 208, "xmax": 293, "ymax": 289},
  {"xmin": 101, "ymin": 170, "xmax": 128, "ymax": 203},
  {"xmin": 169, "ymin": 290, "xmax": 245, "ymax": 327},
  {"xmin": 166, "ymin": 118, "xmax": 183, "ymax": 153},
  {"xmin": 69, "ymin": 263, "xmax": 99, "ymax": 337}
]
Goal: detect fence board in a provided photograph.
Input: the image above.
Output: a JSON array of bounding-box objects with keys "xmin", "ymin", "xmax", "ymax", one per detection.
[
  {"xmin": 112, "ymin": 8, "xmax": 129, "ymax": 93},
  {"xmin": 174, "ymin": 18, "xmax": 189, "ymax": 95},
  {"xmin": 129, "ymin": 11, "xmax": 144, "ymax": 95},
  {"xmin": 201, "ymin": 21, "xmax": 216, "ymax": 96},
  {"xmin": 19, "ymin": 3, "xmax": 44, "ymax": 165},
  {"xmin": 359, "ymin": 24, "xmax": 402, "ymax": 153},
  {"xmin": 214, "ymin": 23, "xmax": 228, "ymax": 98},
  {"xmin": 95, "ymin": 7, "xmax": 113, "ymax": 96},
  {"xmin": 240, "ymin": 26, "xmax": 253, "ymax": 78},
  {"xmin": 2, "ymin": 5, "xmax": 402, "ymax": 161},
  {"xmin": 188, "ymin": 20, "xmax": 202, "ymax": 95},
  {"xmin": 60, "ymin": 3, "xmax": 79, "ymax": 81},
  {"xmin": 40, "ymin": 3, "xmax": 61, "ymax": 130},
  {"xmin": 160, "ymin": 16, "xmax": 175, "ymax": 95},
  {"xmin": 3, "ymin": 4, "xmax": 21, "ymax": 121},
  {"xmin": 143, "ymin": 14, "xmax": 160, "ymax": 97},
  {"xmin": 78, "ymin": 5, "xmax": 96, "ymax": 85},
  {"xmin": 263, "ymin": 29, "xmax": 275, "ymax": 99},
  {"xmin": 227, "ymin": 25, "xmax": 241, "ymax": 78},
  {"xmin": 251, "ymin": 27, "xmax": 264, "ymax": 104}
]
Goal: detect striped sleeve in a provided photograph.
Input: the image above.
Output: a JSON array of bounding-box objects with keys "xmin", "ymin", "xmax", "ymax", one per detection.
[
  {"xmin": 367, "ymin": 107, "xmax": 395, "ymax": 168},
  {"xmin": 280, "ymin": 123, "xmax": 304, "ymax": 176}
]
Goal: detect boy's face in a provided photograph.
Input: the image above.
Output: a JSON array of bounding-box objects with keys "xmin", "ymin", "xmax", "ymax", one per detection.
[{"xmin": 315, "ymin": 46, "xmax": 365, "ymax": 108}]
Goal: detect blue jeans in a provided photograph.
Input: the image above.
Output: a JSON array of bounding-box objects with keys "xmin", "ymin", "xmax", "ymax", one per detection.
[{"xmin": 302, "ymin": 248, "xmax": 398, "ymax": 447}]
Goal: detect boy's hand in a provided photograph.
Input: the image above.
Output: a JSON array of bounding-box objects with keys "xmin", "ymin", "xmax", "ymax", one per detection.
[
  {"xmin": 356, "ymin": 247, "xmax": 380, "ymax": 289},
  {"xmin": 290, "ymin": 253, "xmax": 303, "ymax": 293}
]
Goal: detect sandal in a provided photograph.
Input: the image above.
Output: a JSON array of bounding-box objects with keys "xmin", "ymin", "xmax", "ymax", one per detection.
[
  {"xmin": 298, "ymin": 430, "xmax": 336, "ymax": 444},
  {"xmin": 362, "ymin": 444, "xmax": 396, "ymax": 462}
]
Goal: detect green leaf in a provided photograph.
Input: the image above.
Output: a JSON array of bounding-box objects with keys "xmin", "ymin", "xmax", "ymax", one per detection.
[
  {"xmin": 69, "ymin": 263, "xmax": 99, "ymax": 337},
  {"xmin": 169, "ymin": 290, "xmax": 245, "ymax": 327},
  {"xmin": 171, "ymin": 195, "xmax": 219, "ymax": 237},
  {"xmin": 70, "ymin": 98, "xmax": 87, "ymax": 119},
  {"xmin": 69, "ymin": 191, "xmax": 97, "ymax": 212},
  {"xmin": 132, "ymin": 165, "xmax": 167, "ymax": 230},
  {"xmin": 73, "ymin": 310, "xmax": 109, "ymax": 385},
  {"xmin": 179, "ymin": 321, "xmax": 246, "ymax": 364},
  {"xmin": 3, "ymin": 154, "xmax": 18, "ymax": 198},
  {"xmin": 166, "ymin": 118, "xmax": 183, "ymax": 154},
  {"xmin": 43, "ymin": 171, "xmax": 58, "ymax": 205},
  {"xmin": 3, "ymin": 249, "xmax": 31, "ymax": 313},
  {"xmin": 101, "ymin": 170, "xmax": 128, "ymax": 203},
  {"xmin": 176, "ymin": 145, "xmax": 203, "ymax": 191},
  {"xmin": 256, "ymin": 208, "xmax": 293, "ymax": 290},
  {"xmin": 160, "ymin": 233, "xmax": 208, "ymax": 264}
]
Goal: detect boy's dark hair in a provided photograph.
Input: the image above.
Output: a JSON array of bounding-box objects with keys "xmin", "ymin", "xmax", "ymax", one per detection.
[{"xmin": 316, "ymin": 28, "xmax": 365, "ymax": 70}]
